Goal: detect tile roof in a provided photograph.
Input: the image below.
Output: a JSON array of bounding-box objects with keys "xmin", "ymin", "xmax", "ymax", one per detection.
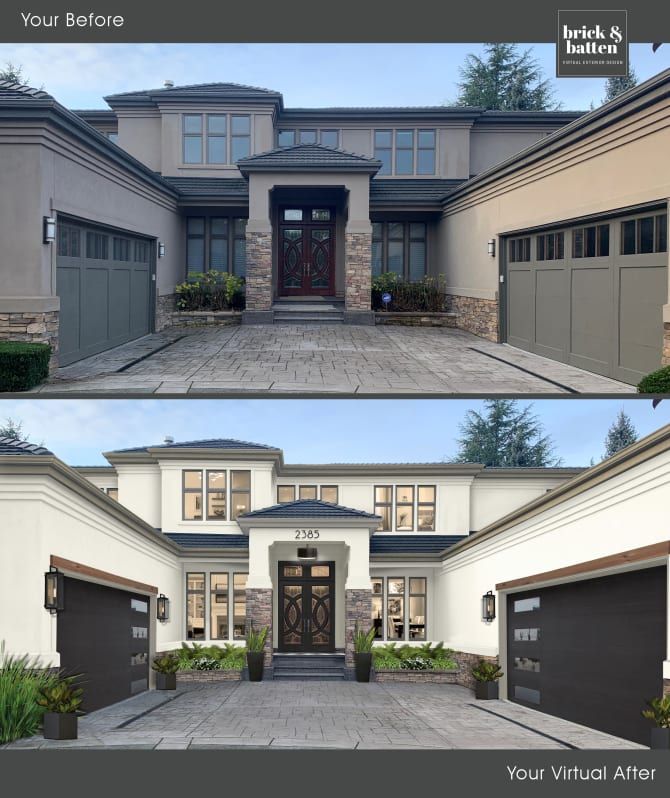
[
  {"xmin": 163, "ymin": 177, "xmax": 249, "ymax": 199},
  {"xmin": 370, "ymin": 535, "xmax": 465, "ymax": 554},
  {"xmin": 237, "ymin": 143, "xmax": 381, "ymax": 171},
  {"xmin": 164, "ymin": 533, "xmax": 249, "ymax": 548},
  {"xmin": 105, "ymin": 82, "xmax": 281, "ymax": 102},
  {"xmin": 0, "ymin": 80, "xmax": 52, "ymax": 100},
  {"xmin": 0, "ymin": 437, "xmax": 53, "ymax": 456},
  {"xmin": 370, "ymin": 178, "xmax": 465, "ymax": 206},
  {"xmin": 239, "ymin": 499, "xmax": 379, "ymax": 520},
  {"xmin": 110, "ymin": 438, "xmax": 278, "ymax": 453}
]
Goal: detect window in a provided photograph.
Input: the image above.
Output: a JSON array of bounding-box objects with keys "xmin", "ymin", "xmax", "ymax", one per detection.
[
  {"xmin": 131, "ymin": 598, "xmax": 148, "ymax": 613},
  {"xmin": 233, "ymin": 218, "xmax": 247, "ymax": 277},
  {"xmin": 112, "ymin": 237, "xmax": 131, "ymax": 261},
  {"xmin": 311, "ymin": 209, "xmax": 331, "ymax": 221},
  {"xmin": 231, "ymin": 471, "xmax": 251, "ymax": 519},
  {"xmin": 514, "ymin": 596, "xmax": 540, "ymax": 613},
  {"xmin": 233, "ymin": 573, "xmax": 247, "ymax": 639},
  {"xmin": 417, "ymin": 130, "xmax": 436, "ymax": 175},
  {"xmin": 186, "ymin": 217, "xmax": 205, "ymax": 275},
  {"xmin": 186, "ymin": 573, "xmax": 205, "ymax": 640},
  {"xmin": 573, "ymin": 224, "xmax": 609, "ymax": 258},
  {"xmin": 106, "ymin": 487, "xmax": 119, "ymax": 502},
  {"xmin": 298, "ymin": 485, "xmax": 317, "ymax": 500},
  {"xmin": 134, "ymin": 240, "xmax": 149, "ymax": 263},
  {"xmin": 320, "ymin": 130, "xmax": 339, "ymax": 148},
  {"xmin": 231, "ymin": 115, "xmax": 250, "ymax": 162},
  {"xmin": 371, "ymin": 577, "xmax": 383, "ymax": 639},
  {"xmin": 395, "ymin": 486, "xmax": 414, "ymax": 531},
  {"xmin": 387, "ymin": 578, "xmax": 405, "ymax": 640},
  {"xmin": 408, "ymin": 577, "xmax": 426, "ymax": 640},
  {"xmin": 374, "ymin": 486, "xmax": 392, "ymax": 531},
  {"xmin": 370, "ymin": 222, "xmax": 427, "ymax": 280},
  {"xmin": 514, "ymin": 656, "xmax": 540, "ymax": 672},
  {"xmin": 514, "ymin": 686, "xmax": 540, "ymax": 704},
  {"xmin": 57, "ymin": 225, "xmax": 80, "ymax": 257},
  {"xmin": 374, "ymin": 130, "xmax": 392, "ymax": 175},
  {"xmin": 210, "ymin": 217, "xmax": 229, "ymax": 270},
  {"xmin": 514, "ymin": 628, "xmax": 540, "ymax": 641},
  {"xmin": 277, "ymin": 485, "xmax": 296, "ymax": 503},
  {"xmin": 86, "ymin": 231, "xmax": 108, "ymax": 260},
  {"xmin": 417, "ymin": 486, "xmax": 436, "ymax": 531},
  {"xmin": 395, "ymin": 130, "xmax": 414, "ymax": 175},
  {"xmin": 183, "ymin": 115, "xmax": 203, "ymax": 163},
  {"xmin": 621, "ymin": 214, "xmax": 667, "ymax": 255},
  {"xmin": 183, "ymin": 470, "xmax": 203, "ymax": 521},
  {"xmin": 298, "ymin": 129, "xmax": 317, "ymax": 144},
  {"xmin": 278, "ymin": 130, "xmax": 295, "ymax": 148},
  {"xmin": 210, "ymin": 573, "xmax": 228, "ymax": 640},
  {"xmin": 206, "ymin": 471, "xmax": 227, "ymax": 520},
  {"xmin": 207, "ymin": 115, "xmax": 227, "ymax": 164},
  {"xmin": 320, "ymin": 486, "xmax": 338, "ymax": 504},
  {"xmin": 508, "ymin": 237, "xmax": 530, "ymax": 263},
  {"xmin": 536, "ymin": 231, "xmax": 564, "ymax": 261}
]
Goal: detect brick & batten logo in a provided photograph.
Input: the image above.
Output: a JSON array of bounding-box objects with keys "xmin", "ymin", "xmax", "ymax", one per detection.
[{"xmin": 557, "ymin": 10, "xmax": 628, "ymax": 77}]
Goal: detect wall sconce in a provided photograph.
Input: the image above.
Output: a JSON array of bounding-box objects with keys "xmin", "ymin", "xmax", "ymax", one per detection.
[
  {"xmin": 156, "ymin": 593, "xmax": 170, "ymax": 622},
  {"xmin": 158, "ymin": 242, "xmax": 165, "ymax": 258},
  {"xmin": 482, "ymin": 590, "xmax": 496, "ymax": 622},
  {"xmin": 487, "ymin": 238, "xmax": 496, "ymax": 257},
  {"xmin": 44, "ymin": 566, "xmax": 64, "ymax": 614},
  {"xmin": 297, "ymin": 546, "xmax": 318, "ymax": 561},
  {"xmin": 43, "ymin": 216, "xmax": 56, "ymax": 244}
]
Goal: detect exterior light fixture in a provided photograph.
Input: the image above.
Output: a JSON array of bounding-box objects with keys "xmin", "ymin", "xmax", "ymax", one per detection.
[
  {"xmin": 487, "ymin": 238, "xmax": 496, "ymax": 257},
  {"xmin": 44, "ymin": 566, "xmax": 64, "ymax": 614},
  {"xmin": 158, "ymin": 242, "xmax": 165, "ymax": 258},
  {"xmin": 156, "ymin": 593, "xmax": 170, "ymax": 622},
  {"xmin": 297, "ymin": 546, "xmax": 318, "ymax": 561},
  {"xmin": 43, "ymin": 216, "xmax": 56, "ymax": 244},
  {"xmin": 482, "ymin": 590, "xmax": 496, "ymax": 622}
]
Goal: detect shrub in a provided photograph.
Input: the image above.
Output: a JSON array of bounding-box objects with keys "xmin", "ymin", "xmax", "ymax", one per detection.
[
  {"xmin": 152, "ymin": 654, "xmax": 179, "ymax": 675},
  {"xmin": 353, "ymin": 622, "xmax": 376, "ymax": 654},
  {"xmin": 175, "ymin": 271, "xmax": 245, "ymax": 311},
  {"xmin": 0, "ymin": 342, "xmax": 51, "ymax": 392},
  {"xmin": 642, "ymin": 695, "xmax": 670, "ymax": 729},
  {"xmin": 246, "ymin": 624, "xmax": 269, "ymax": 653},
  {"xmin": 471, "ymin": 660, "xmax": 503, "ymax": 682},
  {"xmin": 174, "ymin": 643, "xmax": 246, "ymax": 671},
  {"xmin": 0, "ymin": 642, "xmax": 60, "ymax": 743},
  {"xmin": 638, "ymin": 366, "xmax": 670, "ymax": 394},
  {"xmin": 371, "ymin": 274, "xmax": 446, "ymax": 312},
  {"xmin": 37, "ymin": 677, "xmax": 83, "ymax": 714},
  {"xmin": 371, "ymin": 641, "xmax": 457, "ymax": 671}
]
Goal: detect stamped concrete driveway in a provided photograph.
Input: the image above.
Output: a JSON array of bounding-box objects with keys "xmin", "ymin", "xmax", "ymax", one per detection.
[
  {"xmin": 33, "ymin": 324, "xmax": 631, "ymax": 395},
  {"xmin": 4, "ymin": 682, "xmax": 642, "ymax": 750}
]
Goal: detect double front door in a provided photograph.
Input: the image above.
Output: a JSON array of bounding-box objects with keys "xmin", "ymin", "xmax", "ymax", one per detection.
[
  {"xmin": 279, "ymin": 207, "xmax": 335, "ymax": 296},
  {"xmin": 278, "ymin": 561, "xmax": 335, "ymax": 652}
]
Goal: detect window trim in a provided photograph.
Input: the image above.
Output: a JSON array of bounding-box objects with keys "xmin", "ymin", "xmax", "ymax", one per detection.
[
  {"xmin": 371, "ymin": 221, "xmax": 428, "ymax": 281},
  {"xmin": 182, "ymin": 469, "xmax": 203, "ymax": 521},
  {"xmin": 370, "ymin": 575, "xmax": 428, "ymax": 642},
  {"xmin": 374, "ymin": 128, "xmax": 436, "ymax": 176},
  {"xmin": 277, "ymin": 485, "xmax": 296, "ymax": 504},
  {"xmin": 416, "ymin": 485, "xmax": 436, "ymax": 532},
  {"xmin": 182, "ymin": 113, "xmax": 251, "ymax": 165},
  {"xmin": 395, "ymin": 486, "xmax": 415, "ymax": 532},
  {"xmin": 186, "ymin": 215, "xmax": 247, "ymax": 278},
  {"xmin": 183, "ymin": 114, "xmax": 204, "ymax": 164},
  {"xmin": 319, "ymin": 485, "xmax": 339, "ymax": 504},
  {"xmin": 298, "ymin": 484, "xmax": 318, "ymax": 501}
]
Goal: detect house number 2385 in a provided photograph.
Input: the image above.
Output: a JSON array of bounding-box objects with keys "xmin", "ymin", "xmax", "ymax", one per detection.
[{"xmin": 295, "ymin": 529, "xmax": 319, "ymax": 539}]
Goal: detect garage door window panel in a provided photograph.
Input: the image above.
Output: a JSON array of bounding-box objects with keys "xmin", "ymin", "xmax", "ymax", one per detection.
[
  {"xmin": 621, "ymin": 214, "xmax": 668, "ymax": 255},
  {"xmin": 86, "ymin": 232, "xmax": 108, "ymax": 260}
]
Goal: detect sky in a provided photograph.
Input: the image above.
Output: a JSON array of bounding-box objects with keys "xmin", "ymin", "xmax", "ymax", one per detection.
[
  {"xmin": 1, "ymin": 43, "xmax": 668, "ymax": 111},
  {"xmin": 0, "ymin": 399, "xmax": 668, "ymax": 467}
]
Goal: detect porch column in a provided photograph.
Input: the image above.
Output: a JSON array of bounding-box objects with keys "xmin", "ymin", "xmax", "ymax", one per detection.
[
  {"xmin": 245, "ymin": 531, "xmax": 273, "ymax": 667},
  {"xmin": 243, "ymin": 174, "xmax": 274, "ymax": 323},
  {"xmin": 343, "ymin": 173, "xmax": 374, "ymax": 324},
  {"xmin": 344, "ymin": 534, "xmax": 372, "ymax": 670}
]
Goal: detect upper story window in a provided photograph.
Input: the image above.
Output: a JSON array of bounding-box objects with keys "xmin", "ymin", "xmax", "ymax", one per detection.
[
  {"xmin": 182, "ymin": 468, "xmax": 250, "ymax": 522},
  {"xmin": 374, "ymin": 129, "xmax": 436, "ymax": 176},
  {"xmin": 183, "ymin": 114, "xmax": 251, "ymax": 165},
  {"xmin": 298, "ymin": 485, "xmax": 317, "ymax": 500},
  {"xmin": 277, "ymin": 485, "xmax": 296, "ymax": 503},
  {"xmin": 621, "ymin": 213, "xmax": 667, "ymax": 255},
  {"xmin": 277, "ymin": 129, "xmax": 340, "ymax": 148},
  {"xmin": 231, "ymin": 470, "xmax": 251, "ymax": 520},
  {"xmin": 371, "ymin": 222, "xmax": 427, "ymax": 281},
  {"xmin": 277, "ymin": 484, "xmax": 339, "ymax": 504},
  {"xmin": 373, "ymin": 485, "xmax": 436, "ymax": 532}
]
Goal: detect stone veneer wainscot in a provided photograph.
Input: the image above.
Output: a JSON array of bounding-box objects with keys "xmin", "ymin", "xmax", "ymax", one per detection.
[
  {"xmin": 446, "ymin": 294, "xmax": 499, "ymax": 342},
  {"xmin": 0, "ymin": 310, "xmax": 59, "ymax": 370}
]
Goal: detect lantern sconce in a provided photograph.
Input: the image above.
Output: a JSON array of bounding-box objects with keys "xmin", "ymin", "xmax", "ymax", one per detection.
[
  {"xmin": 158, "ymin": 242, "xmax": 166, "ymax": 258},
  {"xmin": 43, "ymin": 216, "xmax": 56, "ymax": 244},
  {"xmin": 482, "ymin": 590, "xmax": 496, "ymax": 623},
  {"xmin": 297, "ymin": 546, "xmax": 318, "ymax": 561},
  {"xmin": 487, "ymin": 238, "xmax": 496, "ymax": 258},
  {"xmin": 44, "ymin": 566, "xmax": 64, "ymax": 614},
  {"xmin": 156, "ymin": 593, "xmax": 170, "ymax": 622}
]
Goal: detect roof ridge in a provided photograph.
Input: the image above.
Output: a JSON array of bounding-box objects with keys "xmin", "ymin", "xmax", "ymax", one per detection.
[
  {"xmin": 0, "ymin": 436, "xmax": 53, "ymax": 455},
  {"xmin": 0, "ymin": 80, "xmax": 52, "ymax": 100},
  {"xmin": 239, "ymin": 141, "xmax": 377, "ymax": 162}
]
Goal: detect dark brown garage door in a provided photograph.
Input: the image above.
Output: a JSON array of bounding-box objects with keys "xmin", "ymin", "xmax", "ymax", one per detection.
[
  {"xmin": 505, "ymin": 207, "xmax": 668, "ymax": 384},
  {"xmin": 57, "ymin": 218, "xmax": 154, "ymax": 366},
  {"xmin": 57, "ymin": 578, "xmax": 150, "ymax": 712},
  {"xmin": 507, "ymin": 566, "xmax": 667, "ymax": 745}
]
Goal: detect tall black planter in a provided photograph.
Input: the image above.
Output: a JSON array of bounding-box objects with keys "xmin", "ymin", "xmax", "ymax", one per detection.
[
  {"xmin": 475, "ymin": 681, "xmax": 499, "ymax": 700},
  {"xmin": 247, "ymin": 652, "xmax": 265, "ymax": 682},
  {"xmin": 155, "ymin": 672, "xmax": 177, "ymax": 690},
  {"xmin": 650, "ymin": 728, "xmax": 670, "ymax": 749},
  {"xmin": 43, "ymin": 712, "xmax": 78, "ymax": 740},
  {"xmin": 354, "ymin": 652, "xmax": 372, "ymax": 683}
]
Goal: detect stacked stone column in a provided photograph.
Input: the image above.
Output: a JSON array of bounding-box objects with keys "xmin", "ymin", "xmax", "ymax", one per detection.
[
  {"xmin": 344, "ymin": 229, "xmax": 373, "ymax": 324},
  {"xmin": 344, "ymin": 588, "xmax": 372, "ymax": 669},
  {"xmin": 245, "ymin": 588, "xmax": 273, "ymax": 667},
  {"xmin": 245, "ymin": 231, "xmax": 273, "ymax": 314}
]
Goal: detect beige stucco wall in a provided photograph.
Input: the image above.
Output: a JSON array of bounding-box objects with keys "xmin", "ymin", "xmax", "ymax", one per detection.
[
  {"xmin": 469, "ymin": 128, "xmax": 551, "ymax": 176},
  {"xmin": 116, "ymin": 113, "xmax": 162, "ymax": 172}
]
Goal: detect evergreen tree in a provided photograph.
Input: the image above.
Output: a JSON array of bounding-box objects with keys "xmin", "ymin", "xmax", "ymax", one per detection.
[
  {"xmin": 603, "ymin": 409, "xmax": 638, "ymax": 459},
  {"xmin": 603, "ymin": 68, "xmax": 638, "ymax": 103},
  {"xmin": 0, "ymin": 417, "xmax": 26, "ymax": 440},
  {"xmin": 0, "ymin": 62, "xmax": 27, "ymax": 83},
  {"xmin": 453, "ymin": 400, "xmax": 560, "ymax": 466},
  {"xmin": 455, "ymin": 43, "xmax": 556, "ymax": 110}
]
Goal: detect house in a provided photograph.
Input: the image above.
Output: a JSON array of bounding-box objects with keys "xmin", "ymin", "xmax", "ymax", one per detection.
[
  {"xmin": 1, "ymin": 70, "xmax": 668, "ymax": 383},
  {"xmin": 1, "ymin": 428, "xmax": 669, "ymax": 744}
]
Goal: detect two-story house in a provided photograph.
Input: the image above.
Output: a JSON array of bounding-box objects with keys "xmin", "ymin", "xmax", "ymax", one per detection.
[{"xmin": 1, "ymin": 71, "xmax": 668, "ymax": 383}]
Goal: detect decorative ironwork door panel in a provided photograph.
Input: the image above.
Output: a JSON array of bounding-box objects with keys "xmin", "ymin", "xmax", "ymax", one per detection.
[
  {"xmin": 279, "ymin": 207, "xmax": 335, "ymax": 296},
  {"xmin": 278, "ymin": 562, "xmax": 335, "ymax": 652}
]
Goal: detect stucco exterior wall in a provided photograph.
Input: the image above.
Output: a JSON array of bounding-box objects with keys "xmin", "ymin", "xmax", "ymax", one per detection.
[
  {"xmin": 116, "ymin": 113, "xmax": 162, "ymax": 172},
  {"xmin": 469, "ymin": 128, "xmax": 551, "ymax": 176}
]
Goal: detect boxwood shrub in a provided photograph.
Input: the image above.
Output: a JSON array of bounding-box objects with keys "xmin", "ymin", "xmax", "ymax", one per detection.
[
  {"xmin": 638, "ymin": 366, "xmax": 670, "ymax": 394},
  {"xmin": 0, "ymin": 342, "xmax": 51, "ymax": 392}
]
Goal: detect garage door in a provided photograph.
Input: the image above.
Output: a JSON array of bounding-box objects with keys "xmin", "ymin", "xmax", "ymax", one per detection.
[
  {"xmin": 507, "ymin": 567, "xmax": 667, "ymax": 745},
  {"xmin": 57, "ymin": 577, "xmax": 150, "ymax": 712},
  {"xmin": 57, "ymin": 218, "xmax": 154, "ymax": 366},
  {"xmin": 506, "ymin": 207, "xmax": 668, "ymax": 384}
]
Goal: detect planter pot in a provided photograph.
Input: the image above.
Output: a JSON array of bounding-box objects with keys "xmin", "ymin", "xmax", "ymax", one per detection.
[
  {"xmin": 247, "ymin": 651, "xmax": 265, "ymax": 682},
  {"xmin": 475, "ymin": 681, "xmax": 499, "ymax": 700},
  {"xmin": 155, "ymin": 672, "xmax": 177, "ymax": 690},
  {"xmin": 43, "ymin": 712, "xmax": 78, "ymax": 740},
  {"xmin": 354, "ymin": 652, "xmax": 373, "ymax": 683},
  {"xmin": 650, "ymin": 728, "xmax": 670, "ymax": 749}
]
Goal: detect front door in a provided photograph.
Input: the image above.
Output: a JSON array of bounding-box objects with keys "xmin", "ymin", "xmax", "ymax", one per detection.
[
  {"xmin": 278, "ymin": 561, "xmax": 335, "ymax": 652},
  {"xmin": 279, "ymin": 207, "xmax": 335, "ymax": 296}
]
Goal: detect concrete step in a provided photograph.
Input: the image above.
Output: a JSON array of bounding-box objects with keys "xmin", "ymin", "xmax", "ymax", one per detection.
[
  {"xmin": 273, "ymin": 313, "xmax": 344, "ymax": 324},
  {"xmin": 273, "ymin": 653, "xmax": 346, "ymax": 680},
  {"xmin": 274, "ymin": 671, "xmax": 345, "ymax": 681}
]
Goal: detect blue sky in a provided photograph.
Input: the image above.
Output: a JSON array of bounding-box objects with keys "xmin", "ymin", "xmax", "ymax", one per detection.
[
  {"xmin": 0, "ymin": 399, "xmax": 668, "ymax": 466},
  {"xmin": 1, "ymin": 43, "xmax": 667, "ymax": 110}
]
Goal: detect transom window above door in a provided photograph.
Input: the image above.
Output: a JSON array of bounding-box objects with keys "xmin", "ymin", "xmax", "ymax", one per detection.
[
  {"xmin": 182, "ymin": 113, "xmax": 251, "ymax": 165},
  {"xmin": 282, "ymin": 208, "xmax": 332, "ymax": 222}
]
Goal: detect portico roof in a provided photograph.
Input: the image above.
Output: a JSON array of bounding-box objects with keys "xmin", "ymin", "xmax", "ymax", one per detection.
[
  {"xmin": 238, "ymin": 498, "xmax": 380, "ymax": 520},
  {"xmin": 237, "ymin": 143, "xmax": 382, "ymax": 174}
]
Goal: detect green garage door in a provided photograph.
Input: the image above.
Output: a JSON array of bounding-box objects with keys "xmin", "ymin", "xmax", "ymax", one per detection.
[
  {"xmin": 56, "ymin": 219, "xmax": 154, "ymax": 366},
  {"xmin": 506, "ymin": 207, "xmax": 668, "ymax": 384}
]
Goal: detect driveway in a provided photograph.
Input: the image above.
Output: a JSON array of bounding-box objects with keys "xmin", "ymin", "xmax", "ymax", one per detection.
[
  {"xmin": 4, "ymin": 682, "xmax": 642, "ymax": 750},
  {"xmin": 32, "ymin": 324, "xmax": 631, "ymax": 395}
]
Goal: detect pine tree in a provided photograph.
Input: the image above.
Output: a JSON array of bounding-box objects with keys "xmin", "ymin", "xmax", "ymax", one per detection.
[
  {"xmin": 603, "ymin": 68, "xmax": 638, "ymax": 103},
  {"xmin": 455, "ymin": 43, "xmax": 556, "ymax": 110},
  {"xmin": 453, "ymin": 400, "xmax": 560, "ymax": 466},
  {"xmin": 0, "ymin": 63, "xmax": 27, "ymax": 83},
  {"xmin": 603, "ymin": 409, "xmax": 638, "ymax": 459},
  {"xmin": 0, "ymin": 417, "xmax": 26, "ymax": 440}
]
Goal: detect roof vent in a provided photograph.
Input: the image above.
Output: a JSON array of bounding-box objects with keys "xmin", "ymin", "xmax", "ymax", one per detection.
[
  {"xmin": 163, "ymin": 80, "xmax": 174, "ymax": 88},
  {"xmin": 164, "ymin": 435, "xmax": 174, "ymax": 444}
]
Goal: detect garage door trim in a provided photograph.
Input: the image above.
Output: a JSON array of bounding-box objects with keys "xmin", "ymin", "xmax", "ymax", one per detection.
[{"xmin": 50, "ymin": 554, "xmax": 158, "ymax": 596}]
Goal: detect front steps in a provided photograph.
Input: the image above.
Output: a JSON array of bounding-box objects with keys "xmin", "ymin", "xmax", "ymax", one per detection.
[
  {"xmin": 272, "ymin": 652, "xmax": 346, "ymax": 681},
  {"xmin": 272, "ymin": 299, "xmax": 344, "ymax": 325}
]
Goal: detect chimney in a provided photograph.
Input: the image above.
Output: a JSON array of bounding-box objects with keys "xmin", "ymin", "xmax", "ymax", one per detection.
[
  {"xmin": 164, "ymin": 435, "xmax": 174, "ymax": 444},
  {"xmin": 163, "ymin": 80, "xmax": 174, "ymax": 88}
]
